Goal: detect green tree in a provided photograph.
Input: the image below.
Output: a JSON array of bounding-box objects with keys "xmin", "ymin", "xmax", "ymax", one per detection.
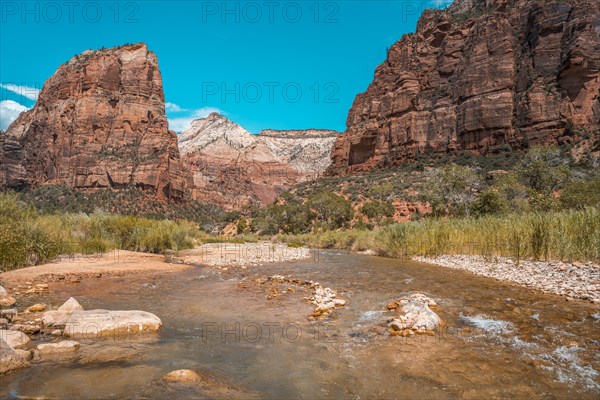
[
  {"xmin": 360, "ymin": 200, "xmax": 395, "ymax": 221},
  {"xmin": 424, "ymin": 164, "xmax": 481, "ymax": 216},
  {"xmin": 307, "ymin": 191, "xmax": 353, "ymax": 230},
  {"xmin": 559, "ymin": 176, "xmax": 600, "ymax": 210},
  {"xmin": 471, "ymin": 189, "xmax": 508, "ymax": 216},
  {"xmin": 517, "ymin": 147, "xmax": 570, "ymax": 194}
]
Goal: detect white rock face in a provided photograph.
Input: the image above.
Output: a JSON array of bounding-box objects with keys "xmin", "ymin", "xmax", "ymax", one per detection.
[
  {"xmin": 258, "ymin": 129, "xmax": 339, "ymax": 175},
  {"xmin": 178, "ymin": 113, "xmax": 256, "ymax": 154},
  {"xmin": 64, "ymin": 309, "xmax": 163, "ymax": 339},
  {"xmin": 0, "ymin": 329, "xmax": 31, "ymax": 350},
  {"xmin": 178, "ymin": 113, "xmax": 339, "ymax": 209}
]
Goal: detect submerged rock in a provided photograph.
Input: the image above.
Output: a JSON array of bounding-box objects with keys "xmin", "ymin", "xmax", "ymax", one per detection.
[
  {"xmin": 163, "ymin": 369, "xmax": 204, "ymax": 383},
  {"xmin": 0, "ymin": 339, "xmax": 28, "ymax": 375},
  {"xmin": 160, "ymin": 368, "xmax": 259, "ymax": 399},
  {"xmin": 0, "ymin": 330, "xmax": 31, "ymax": 350},
  {"xmin": 64, "ymin": 309, "xmax": 162, "ymax": 339}
]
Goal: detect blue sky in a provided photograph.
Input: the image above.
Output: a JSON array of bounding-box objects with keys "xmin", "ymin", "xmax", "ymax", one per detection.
[{"xmin": 0, "ymin": 0, "xmax": 452, "ymax": 133}]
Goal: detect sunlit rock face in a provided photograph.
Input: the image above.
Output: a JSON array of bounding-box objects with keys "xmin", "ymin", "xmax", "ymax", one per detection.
[
  {"xmin": 2, "ymin": 43, "xmax": 188, "ymax": 199},
  {"xmin": 329, "ymin": 0, "xmax": 600, "ymax": 174}
]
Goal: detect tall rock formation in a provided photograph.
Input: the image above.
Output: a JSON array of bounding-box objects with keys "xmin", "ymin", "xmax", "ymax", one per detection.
[
  {"xmin": 179, "ymin": 113, "xmax": 338, "ymax": 209},
  {"xmin": 329, "ymin": 0, "xmax": 600, "ymax": 174},
  {"xmin": 1, "ymin": 43, "xmax": 188, "ymax": 199}
]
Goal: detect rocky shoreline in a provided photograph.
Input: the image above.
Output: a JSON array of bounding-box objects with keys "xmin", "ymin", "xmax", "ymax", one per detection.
[{"xmin": 414, "ymin": 255, "xmax": 600, "ymax": 302}]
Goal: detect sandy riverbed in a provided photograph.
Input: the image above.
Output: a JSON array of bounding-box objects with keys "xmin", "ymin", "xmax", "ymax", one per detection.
[{"xmin": 0, "ymin": 250, "xmax": 191, "ymax": 286}]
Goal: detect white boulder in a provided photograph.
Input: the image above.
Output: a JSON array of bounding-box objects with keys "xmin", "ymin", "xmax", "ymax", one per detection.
[
  {"xmin": 64, "ymin": 309, "xmax": 162, "ymax": 339},
  {"xmin": 37, "ymin": 340, "xmax": 80, "ymax": 356}
]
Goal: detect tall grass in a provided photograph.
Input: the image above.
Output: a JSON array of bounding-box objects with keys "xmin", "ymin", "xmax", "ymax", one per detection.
[
  {"xmin": 0, "ymin": 193, "xmax": 209, "ymax": 271},
  {"xmin": 280, "ymin": 207, "xmax": 600, "ymax": 263}
]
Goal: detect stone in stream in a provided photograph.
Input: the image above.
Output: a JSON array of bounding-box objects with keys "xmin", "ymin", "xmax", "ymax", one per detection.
[
  {"xmin": 42, "ymin": 297, "xmax": 85, "ymax": 327},
  {"xmin": 160, "ymin": 369, "xmax": 259, "ymax": 399},
  {"xmin": 0, "ymin": 309, "xmax": 17, "ymax": 319},
  {"xmin": 37, "ymin": 340, "xmax": 80, "ymax": 357},
  {"xmin": 14, "ymin": 349, "xmax": 32, "ymax": 361},
  {"xmin": 388, "ymin": 293, "xmax": 444, "ymax": 336},
  {"xmin": 0, "ymin": 285, "xmax": 16, "ymax": 308},
  {"xmin": 0, "ymin": 339, "xmax": 29, "ymax": 375},
  {"xmin": 163, "ymin": 369, "xmax": 204, "ymax": 383},
  {"xmin": 64, "ymin": 309, "xmax": 162, "ymax": 339},
  {"xmin": 0, "ymin": 329, "xmax": 31, "ymax": 350},
  {"xmin": 27, "ymin": 304, "xmax": 47, "ymax": 313}
]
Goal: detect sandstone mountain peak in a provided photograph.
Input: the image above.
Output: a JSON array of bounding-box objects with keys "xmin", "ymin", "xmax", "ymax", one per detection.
[
  {"xmin": 1, "ymin": 43, "xmax": 188, "ymax": 198},
  {"xmin": 178, "ymin": 113, "xmax": 254, "ymax": 155},
  {"xmin": 329, "ymin": 0, "xmax": 599, "ymax": 174},
  {"xmin": 179, "ymin": 115, "xmax": 338, "ymax": 209}
]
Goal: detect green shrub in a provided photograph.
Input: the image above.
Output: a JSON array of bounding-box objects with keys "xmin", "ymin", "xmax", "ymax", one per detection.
[
  {"xmin": 471, "ymin": 190, "xmax": 508, "ymax": 216},
  {"xmin": 0, "ymin": 193, "xmax": 204, "ymax": 271},
  {"xmin": 560, "ymin": 177, "xmax": 600, "ymax": 210},
  {"xmin": 360, "ymin": 200, "xmax": 395, "ymax": 220},
  {"xmin": 307, "ymin": 191, "xmax": 353, "ymax": 230}
]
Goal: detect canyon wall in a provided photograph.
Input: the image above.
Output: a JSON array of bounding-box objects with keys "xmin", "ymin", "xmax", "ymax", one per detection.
[{"xmin": 329, "ymin": 0, "xmax": 600, "ymax": 174}]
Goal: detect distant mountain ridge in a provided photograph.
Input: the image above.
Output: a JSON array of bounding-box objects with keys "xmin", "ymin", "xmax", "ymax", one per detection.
[{"xmin": 179, "ymin": 113, "xmax": 339, "ymax": 209}]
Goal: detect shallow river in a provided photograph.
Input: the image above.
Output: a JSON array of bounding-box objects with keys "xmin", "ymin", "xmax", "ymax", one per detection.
[{"xmin": 1, "ymin": 250, "xmax": 599, "ymax": 399}]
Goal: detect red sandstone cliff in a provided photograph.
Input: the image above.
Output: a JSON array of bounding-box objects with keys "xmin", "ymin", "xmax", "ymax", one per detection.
[
  {"xmin": 1, "ymin": 43, "xmax": 188, "ymax": 199},
  {"xmin": 329, "ymin": 0, "xmax": 600, "ymax": 174}
]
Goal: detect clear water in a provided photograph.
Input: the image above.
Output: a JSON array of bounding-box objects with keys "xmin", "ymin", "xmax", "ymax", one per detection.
[{"xmin": 1, "ymin": 250, "xmax": 599, "ymax": 399}]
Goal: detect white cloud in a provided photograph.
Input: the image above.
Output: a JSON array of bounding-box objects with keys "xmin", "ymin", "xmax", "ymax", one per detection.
[
  {"xmin": 0, "ymin": 100, "xmax": 30, "ymax": 131},
  {"xmin": 168, "ymin": 107, "xmax": 223, "ymax": 132},
  {"xmin": 0, "ymin": 83, "xmax": 41, "ymax": 101},
  {"xmin": 431, "ymin": 0, "xmax": 453, "ymax": 7},
  {"xmin": 165, "ymin": 102, "xmax": 186, "ymax": 112}
]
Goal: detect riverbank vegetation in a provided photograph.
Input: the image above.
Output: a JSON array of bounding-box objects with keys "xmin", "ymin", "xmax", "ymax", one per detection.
[
  {"xmin": 277, "ymin": 207, "xmax": 600, "ymax": 263},
  {"xmin": 0, "ymin": 192, "xmax": 215, "ymax": 271},
  {"xmin": 2, "ymin": 145, "xmax": 599, "ymax": 270}
]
